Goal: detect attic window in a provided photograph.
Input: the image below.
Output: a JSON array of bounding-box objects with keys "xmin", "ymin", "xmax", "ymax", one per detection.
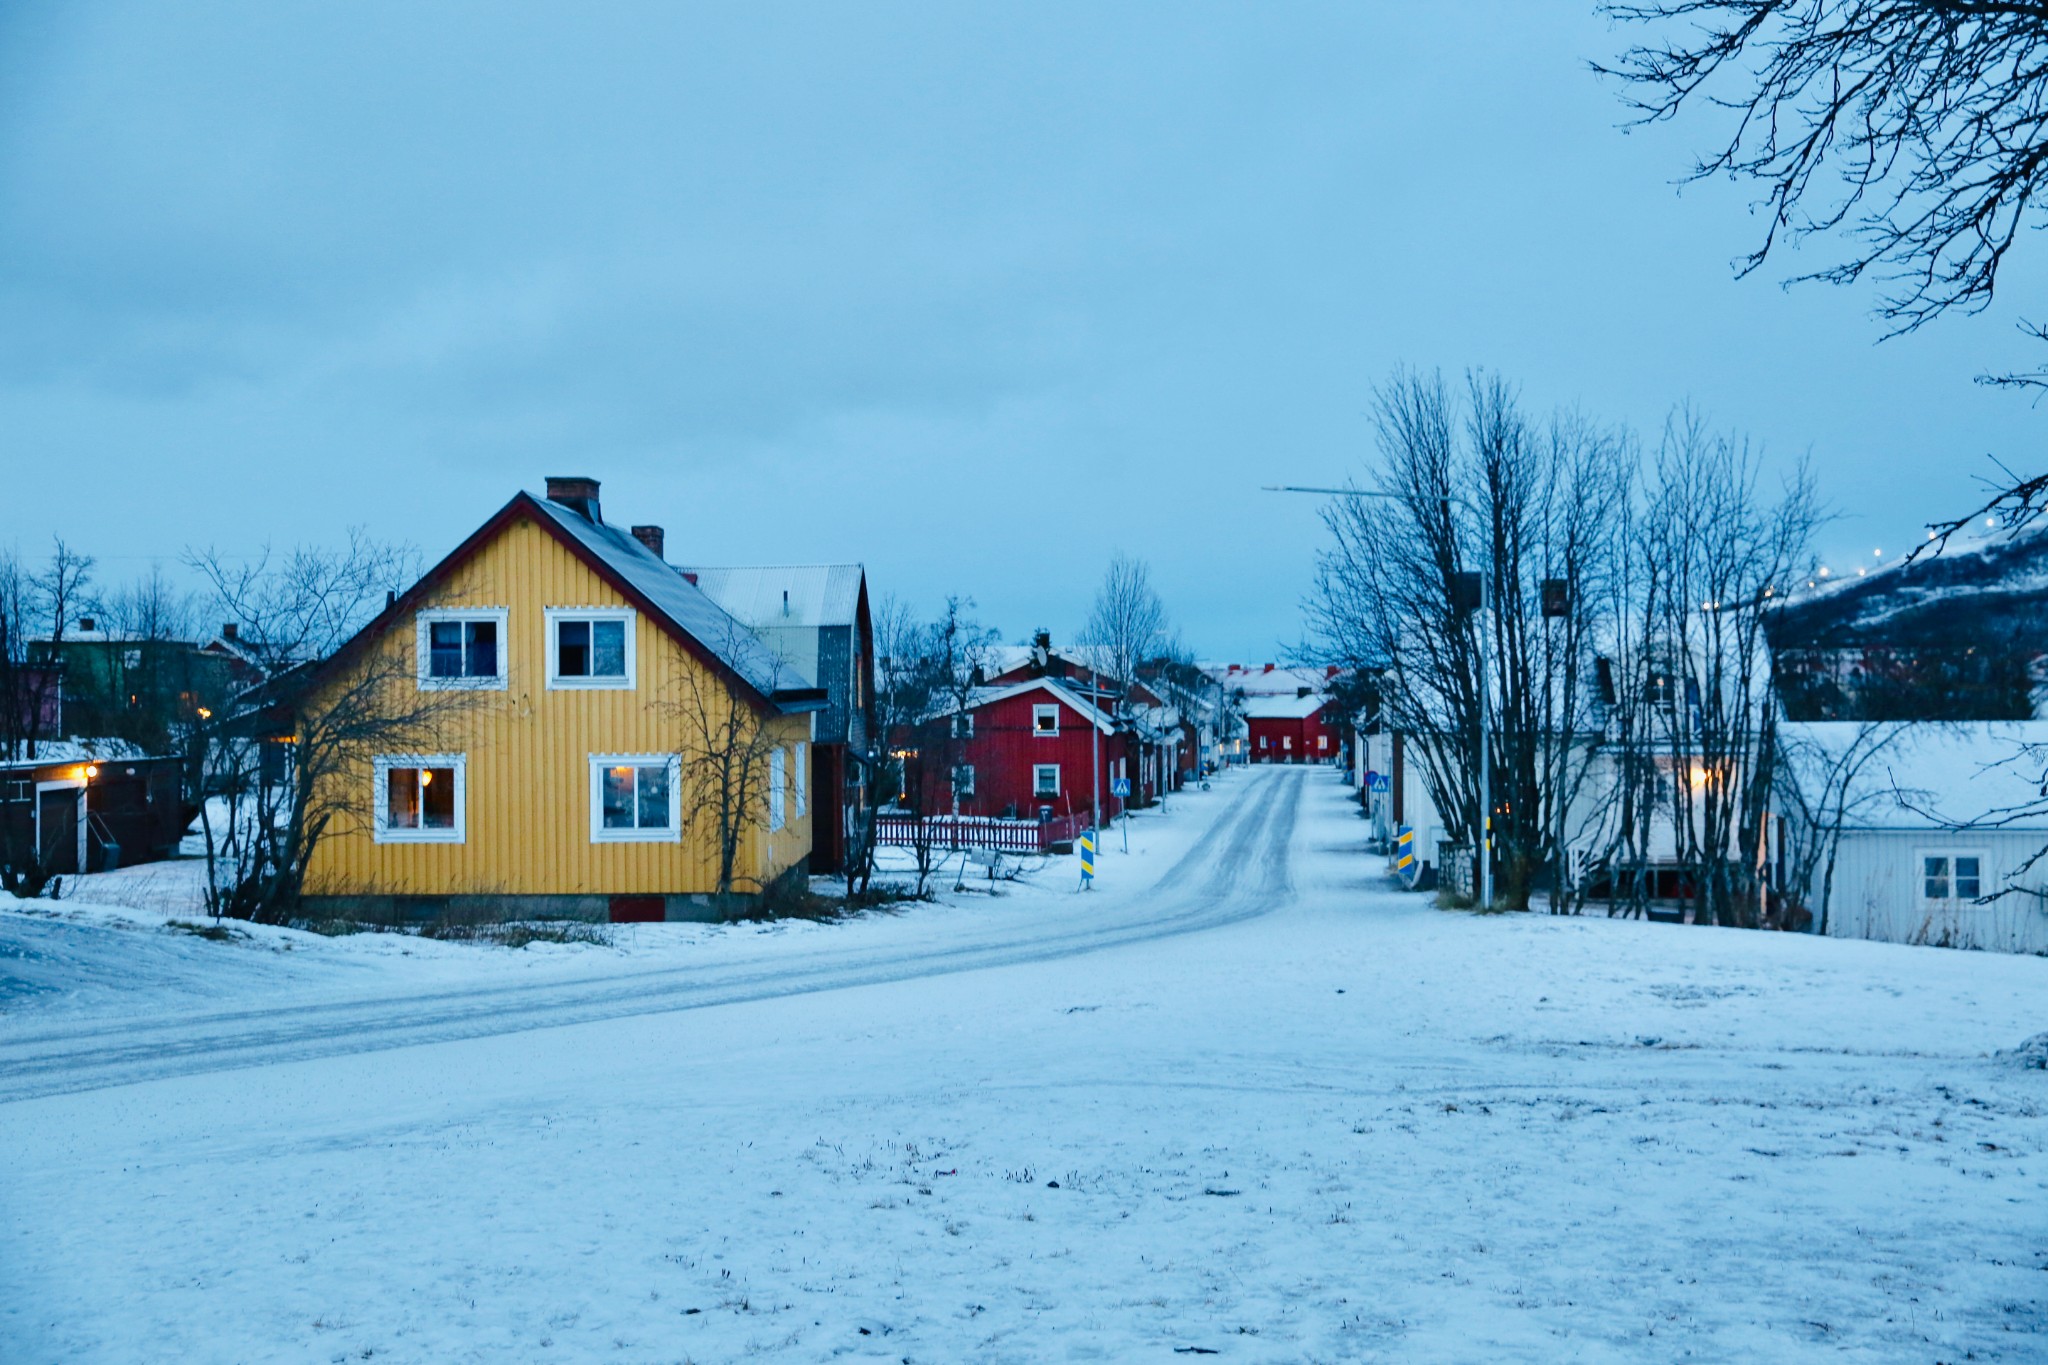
[
  {"xmin": 1033, "ymin": 704, "xmax": 1060, "ymax": 736},
  {"xmin": 547, "ymin": 608, "xmax": 635, "ymax": 689},
  {"xmin": 417, "ymin": 609, "xmax": 508, "ymax": 690}
]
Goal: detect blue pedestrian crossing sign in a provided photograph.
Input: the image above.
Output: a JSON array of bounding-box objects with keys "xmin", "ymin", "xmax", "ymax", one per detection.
[
  {"xmin": 1111, "ymin": 778, "xmax": 1131, "ymax": 798},
  {"xmin": 1368, "ymin": 771, "xmax": 1390, "ymax": 794}
]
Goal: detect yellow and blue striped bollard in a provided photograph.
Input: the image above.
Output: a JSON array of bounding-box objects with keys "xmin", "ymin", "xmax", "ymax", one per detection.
[
  {"xmin": 1080, "ymin": 830, "xmax": 1096, "ymax": 886},
  {"xmin": 1396, "ymin": 825, "xmax": 1415, "ymax": 882}
]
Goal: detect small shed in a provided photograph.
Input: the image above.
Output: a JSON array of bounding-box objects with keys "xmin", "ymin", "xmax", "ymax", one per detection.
[{"xmin": 0, "ymin": 746, "xmax": 189, "ymax": 876}]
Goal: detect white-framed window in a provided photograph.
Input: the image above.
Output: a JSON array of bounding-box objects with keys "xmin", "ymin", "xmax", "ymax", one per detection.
[
  {"xmin": 952, "ymin": 713, "xmax": 975, "ymax": 738},
  {"xmin": 1920, "ymin": 850, "xmax": 1987, "ymax": 902},
  {"xmin": 374, "ymin": 754, "xmax": 467, "ymax": 843},
  {"xmin": 793, "ymin": 741, "xmax": 808, "ymax": 817},
  {"xmin": 546, "ymin": 607, "xmax": 635, "ymax": 689},
  {"xmin": 769, "ymin": 746, "xmax": 788, "ymax": 832},
  {"xmin": 589, "ymin": 754, "xmax": 681, "ymax": 842},
  {"xmin": 1317, "ymin": 733, "xmax": 1329, "ymax": 751},
  {"xmin": 953, "ymin": 763, "xmax": 975, "ymax": 797},
  {"xmin": 1034, "ymin": 763, "xmax": 1060, "ymax": 797},
  {"xmin": 1283, "ymin": 734, "xmax": 1294, "ymax": 751},
  {"xmin": 1033, "ymin": 703, "xmax": 1060, "ymax": 736},
  {"xmin": 416, "ymin": 608, "xmax": 509, "ymax": 689}
]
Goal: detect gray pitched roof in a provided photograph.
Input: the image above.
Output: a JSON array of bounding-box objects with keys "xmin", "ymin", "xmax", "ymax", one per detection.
[
  {"xmin": 675, "ymin": 564, "xmax": 866, "ymax": 629},
  {"xmin": 529, "ymin": 496, "xmax": 820, "ymax": 708}
]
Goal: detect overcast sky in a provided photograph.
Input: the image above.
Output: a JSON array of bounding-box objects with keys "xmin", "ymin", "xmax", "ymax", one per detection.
[{"xmin": 3, "ymin": 2, "xmax": 2040, "ymax": 657}]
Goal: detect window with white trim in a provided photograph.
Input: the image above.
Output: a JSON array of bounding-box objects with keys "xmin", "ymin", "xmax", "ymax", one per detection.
[
  {"xmin": 374, "ymin": 755, "xmax": 466, "ymax": 843},
  {"xmin": 546, "ymin": 607, "xmax": 635, "ymax": 688},
  {"xmin": 1033, "ymin": 703, "xmax": 1060, "ymax": 736},
  {"xmin": 417, "ymin": 608, "xmax": 508, "ymax": 689},
  {"xmin": 769, "ymin": 747, "xmax": 788, "ymax": 831},
  {"xmin": 1033, "ymin": 763, "xmax": 1060, "ymax": 797},
  {"xmin": 589, "ymin": 755, "xmax": 680, "ymax": 841},
  {"xmin": 952, "ymin": 713, "xmax": 975, "ymax": 738},
  {"xmin": 1921, "ymin": 851, "xmax": 1986, "ymax": 902},
  {"xmin": 794, "ymin": 741, "xmax": 808, "ymax": 816},
  {"xmin": 953, "ymin": 763, "xmax": 975, "ymax": 798}
]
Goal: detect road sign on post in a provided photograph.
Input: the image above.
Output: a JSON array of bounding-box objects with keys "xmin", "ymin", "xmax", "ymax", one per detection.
[
  {"xmin": 1111, "ymin": 777, "xmax": 1130, "ymax": 798},
  {"xmin": 1369, "ymin": 772, "xmax": 1389, "ymax": 794}
]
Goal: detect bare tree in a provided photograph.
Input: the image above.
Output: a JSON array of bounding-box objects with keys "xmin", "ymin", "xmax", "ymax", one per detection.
[
  {"xmin": 1772, "ymin": 720, "xmax": 1908, "ymax": 934},
  {"xmin": 1307, "ymin": 371, "xmax": 1626, "ymax": 909},
  {"xmin": 1081, "ymin": 555, "xmax": 1168, "ymax": 719},
  {"xmin": 186, "ymin": 535, "xmax": 454, "ymax": 923},
  {"xmin": 664, "ymin": 622, "xmax": 807, "ymax": 906},
  {"xmin": 1636, "ymin": 414, "xmax": 1821, "ymax": 928}
]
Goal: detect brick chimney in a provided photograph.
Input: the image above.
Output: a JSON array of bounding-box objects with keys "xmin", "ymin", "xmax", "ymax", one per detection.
[
  {"xmin": 630, "ymin": 525, "xmax": 665, "ymax": 559},
  {"xmin": 545, "ymin": 475, "xmax": 603, "ymax": 523},
  {"xmin": 222, "ymin": 623, "xmax": 239, "ymax": 641}
]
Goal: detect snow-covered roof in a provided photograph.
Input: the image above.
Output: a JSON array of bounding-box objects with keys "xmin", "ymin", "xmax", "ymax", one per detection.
[
  {"xmin": 1205, "ymin": 664, "xmax": 1334, "ymax": 697},
  {"xmin": 1242, "ymin": 692, "xmax": 1327, "ymax": 720},
  {"xmin": 1778, "ymin": 721, "xmax": 2048, "ymax": 831},
  {"xmin": 0, "ymin": 738, "xmax": 149, "ymax": 769},
  {"xmin": 530, "ymin": 497, "xmax": 819, "ymax": 703},
  {"xmin": 960, "ymin": 678, "xmax": 1117, "ymax": 735},
  {"xmin": 675, "ymin": 564, "xmax": 865, "ymax": 630}
]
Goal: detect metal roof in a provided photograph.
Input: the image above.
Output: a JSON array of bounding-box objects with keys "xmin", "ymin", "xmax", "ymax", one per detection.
[
  {"xmin": 530, "ymin": 498, "xmax": 818, "ymax": 705},
  {"xmin": 674, "ymin": 564, "xmax": 865, "ymax": 629}
]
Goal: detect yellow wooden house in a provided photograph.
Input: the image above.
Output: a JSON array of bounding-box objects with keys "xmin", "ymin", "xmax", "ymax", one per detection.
[{"xmin": 299, "ymin": 476, "xmax": 825, "ymax": 923}]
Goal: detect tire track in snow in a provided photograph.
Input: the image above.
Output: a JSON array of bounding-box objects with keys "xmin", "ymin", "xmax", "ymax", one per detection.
[{"xmin": 0, "ymin": 768, "xmax": 1311, "ymax": 1103}]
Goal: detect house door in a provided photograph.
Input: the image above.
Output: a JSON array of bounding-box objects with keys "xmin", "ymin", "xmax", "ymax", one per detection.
[{"xmin": 38, "ymin": 786, "xmax": 83, "ymax": 874}]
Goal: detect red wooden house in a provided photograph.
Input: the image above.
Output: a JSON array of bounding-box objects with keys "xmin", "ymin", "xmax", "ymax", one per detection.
[
  {"xmin": 917, "ymin": 678, "xmax": 1130, "ymax": 825},
  {"xmin": 1243, "ymin": 691, "xmax": 1337, "ymax": 764}
]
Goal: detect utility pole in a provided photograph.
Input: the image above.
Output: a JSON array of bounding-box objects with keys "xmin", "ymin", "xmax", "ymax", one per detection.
[
  {"xmin": 1264, "ymin": 483, "xmax": 1494, "ymax": 910},
  {"xmin": 1091, "ymin": 662, "xmax": 1101, "ymax": 877}
]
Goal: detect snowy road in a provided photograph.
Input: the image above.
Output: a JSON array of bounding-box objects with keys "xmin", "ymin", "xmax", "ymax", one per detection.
[
  {"xmin": 4, "ymin": 766, "xmax": 2045, "ymax": 1363},
  {"xmin": 0, "ymin": 768, "xmax": 1300, "ymax": 1104}
]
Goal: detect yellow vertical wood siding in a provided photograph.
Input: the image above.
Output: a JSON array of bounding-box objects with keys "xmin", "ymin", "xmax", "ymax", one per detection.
[{"xmin": 303, "ymin": 515, "xmax": 812, "ymax": 897}]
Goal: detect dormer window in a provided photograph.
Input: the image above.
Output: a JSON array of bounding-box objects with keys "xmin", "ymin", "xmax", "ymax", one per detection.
[
  {"xmin": 547, "ymin": 607, "xmax": 635, "ymax": 689},
  {"xmin": 417, "ymin": 609, "xmax": 508, "ymax": 690}
]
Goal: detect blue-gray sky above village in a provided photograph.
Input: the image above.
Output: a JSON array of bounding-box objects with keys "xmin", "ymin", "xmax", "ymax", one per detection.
[{"xmin": 2, "ymin": 2, "xmax": 2039, "ymax": 657}]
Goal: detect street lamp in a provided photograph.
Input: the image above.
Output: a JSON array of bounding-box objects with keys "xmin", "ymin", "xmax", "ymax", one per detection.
[{"xmin": 1264, "ymin": 483, "xmax": 1494, "ymax": 910}]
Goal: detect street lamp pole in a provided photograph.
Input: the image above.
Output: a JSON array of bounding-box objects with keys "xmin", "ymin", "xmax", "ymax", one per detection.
[{"xmin": 1264, "ymin": 484, "xmax": 1493, "ymax": 910}]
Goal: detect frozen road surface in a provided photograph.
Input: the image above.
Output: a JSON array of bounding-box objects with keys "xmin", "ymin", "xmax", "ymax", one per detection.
[{"xmin": 3, "ymin": 766, "xmax": 2044, "ymax": 1362}]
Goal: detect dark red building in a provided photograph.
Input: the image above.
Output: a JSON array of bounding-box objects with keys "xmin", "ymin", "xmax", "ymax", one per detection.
[
  {"xmin": 1243, "ymin": 692, "xmax": 1336, "ymax": 764},
  {"xmin": 917, "ymin": 679, "xmax": 1133, "ymax": 824}
]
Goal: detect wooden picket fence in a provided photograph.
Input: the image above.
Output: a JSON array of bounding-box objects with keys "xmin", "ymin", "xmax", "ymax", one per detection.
[{"xmin": 873, "ymin": 812, "xmax": 1087, "ymax": 854}]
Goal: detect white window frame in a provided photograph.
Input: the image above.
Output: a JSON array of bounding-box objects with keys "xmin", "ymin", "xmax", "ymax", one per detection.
[
  {"xmin": 793, "ymin": 741, "xmax": 808, "ymax": 816},
  {"xmin": 33, "ymin": 778, "xmax": 87, "ymax": 872},
  {"xmin": 769, "ymin": 746, "xmax": 788, "ymax": 832},
  {"xmin": 588, "ymin": 753, "xmax": 682, "ymax": 843},
  {"xmin": 1917, "ymin": 847, "xmax": 1990, "ymax": 903},
  {"xmin": 1033, "ymin": 763, "xmax": 1060, "ymax": 797},
  {"xmin": 952, "ymin": 713, "xmax": 975, "ymax": 738},
  {"xmin": 1033, "ymin": 703, "xmax": 1060, "ymax": 737},
  {"xmin": 416, "ymin": 607, "xmax": 510, "ymax": 690},
  {"xmin": 954, "ymin": 762, "xmax": 975, "ymax": 798},
  {"xmin": 373, "ymin": 754, "xmax": 467, "ymax": 844},
  {"xmin": 545, "ymin": 607, "xmax": 637, "ymax": 690}
]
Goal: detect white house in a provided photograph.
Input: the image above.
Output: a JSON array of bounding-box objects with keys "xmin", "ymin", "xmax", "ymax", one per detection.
[{"xmin": 1777, "ymin": 721, "xmax": 2048, "ymax": 954}]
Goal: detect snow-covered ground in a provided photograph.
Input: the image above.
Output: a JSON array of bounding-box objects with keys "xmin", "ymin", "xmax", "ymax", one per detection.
[{"xmin": 2, "ymin": 766, "xmax": 2044, "ymax": 1362}]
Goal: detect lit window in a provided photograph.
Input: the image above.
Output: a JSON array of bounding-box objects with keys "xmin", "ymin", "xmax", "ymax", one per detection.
[
  {"xmin": 374, "ymin": 755, "xmax": 466, "ymax": 843},
  {"xmin": 1033, "ymin": 704, "xmax": 1060, "ymax": 736},
  {"xmin": 589, "ymin": 755, "xmax": 679, "ymax": 842},
  {"xmin": 548, "ymin": 608, "xmax": 634, "ymax": 688},
  {"xmin": 416, "ymin": 610, "xmax": 508, "ymax": 689},
  {"xmin": 1034, "ymin": 764, "xmax": 1059, "ymax": 797}
]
